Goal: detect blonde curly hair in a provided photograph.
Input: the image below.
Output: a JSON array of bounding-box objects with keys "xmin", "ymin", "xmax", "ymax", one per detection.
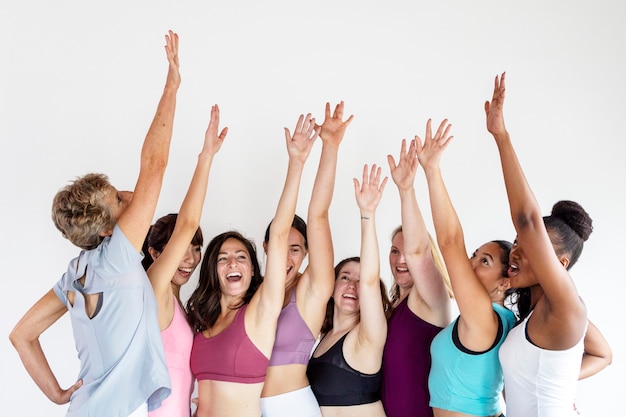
[{"xmin": 51, "ymin": 173, "xmax": 116, "ymax": 250}]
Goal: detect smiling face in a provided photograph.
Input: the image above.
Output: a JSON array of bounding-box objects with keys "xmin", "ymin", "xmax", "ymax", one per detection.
[
  {"xmin": 149, "ymin": 242, "xmax": 202, "ymax": 287},
  {"xmin": 173, "ymin": 243, "xmax": 202, "ymax": 286},
  {"xmin": 389, "ymin": 231, "xmax": 412, "ymax": 291},
  {"xmin": 333, "ymin": 260, "xmax": 361, "ymax": 313},
  {"xmin": 216, "ymin": 238, "xmax": 254, "ymax": 299}
]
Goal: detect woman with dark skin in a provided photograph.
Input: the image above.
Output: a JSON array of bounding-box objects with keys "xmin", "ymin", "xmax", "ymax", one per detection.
[
  {"xmin": 415, "ymin": 119, "xmax": 516, "ymax": 417},
  {"xmin": 487, "ymin": 72, "xmax": 591, "ymax": 417}
]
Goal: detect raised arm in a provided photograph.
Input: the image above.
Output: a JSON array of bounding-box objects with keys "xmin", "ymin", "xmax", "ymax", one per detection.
[
  {"xmin": 302, "ymin": 102, "xmax": 353, "ymax": 306},
  {"xmin": 579, "ymin": 320, "xmax": 612, "ymax": 380},
  {"xmin": 9, "ymin": 290, "xmax": 81, "ymax": 405},
  {"xmin": 486, "ymin": 73, "xmax": 584, "ymax": 320},
  {"xmin": 148, "ymin": 105, "xmax": 227, "ymax": 299},
  {"xmin": 387, "ymin": 136, "xmax": 449, "ymax": 327},
  {"xmin": 353, "ymin": 164, "xmax": 388, "ymax": 351},
  {"xmin": 418, "ymin": 119, "xmax": 500, "ymax": 350},
  {"xmin": 249, "ymin": 114, "xmax": 318, "ymax": 349},
  {"xmin": 118, "ymin": 30, "xmax": 180, "ymax": 251}
]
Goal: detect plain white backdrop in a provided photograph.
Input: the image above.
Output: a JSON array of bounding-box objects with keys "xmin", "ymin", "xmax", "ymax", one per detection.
[{"xmin": 1, "ymin": 1, "xmax": 624, "ymax": 415}]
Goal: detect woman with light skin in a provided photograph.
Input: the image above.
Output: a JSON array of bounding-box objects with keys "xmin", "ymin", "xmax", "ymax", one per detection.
[
  {"xmin": 306, "ymin": 164, "xmax": 389, "ymax": 417},
  {"xmin": 142, "ymin": 104, "xmax": 227, "ymax": 417},
  {"xmin": 380, "ymin": 137, "xmax": 452, "ymax": 417},
  {"xmin": 260, "ymin": 102, "xmax": 353, "ymax": 417},
  {"xmin": 487, "ymin": 72, "xmax": 592, "ymax": 417},
  {"xmin": 413, "ymin": 119, "xmax": 516, "ymax": 417},
  {"xmin": 9, "ymin": 31, "xmax": 180, "ymax": 417},
  {"xmin": 186, "ymin": 113, "xmax": 318, "ymax": 417}
]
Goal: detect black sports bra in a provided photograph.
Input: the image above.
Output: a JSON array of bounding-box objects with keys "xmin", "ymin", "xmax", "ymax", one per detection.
[{"xmin": 306, "ymin": 333, "xmax": 382, "ymax": 406}]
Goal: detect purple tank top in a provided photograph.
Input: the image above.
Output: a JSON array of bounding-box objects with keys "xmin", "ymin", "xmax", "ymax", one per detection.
[
  {"xmin": 268, "ymin": 288, "xmax": 316, "ymax": 366},
  {"xmin": 381, "ymin": 297, "xmax": 443, "ymax": 417}
]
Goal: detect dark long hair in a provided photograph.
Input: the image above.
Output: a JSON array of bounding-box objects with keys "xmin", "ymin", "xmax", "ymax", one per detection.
[
  {"xmin": 264, "ymin": 214, "xmax": 308, "ymax": 249},
  {"xmin": 186, "ymin": 231, "xmax": 262, "ymax": 332},
  {"xmin": 141, "ymin": 213, "xmax": 204, "ymax": 271},
  {"xmin": 320, "ymin": 257, "xmax": 392, "ymax": 335}
]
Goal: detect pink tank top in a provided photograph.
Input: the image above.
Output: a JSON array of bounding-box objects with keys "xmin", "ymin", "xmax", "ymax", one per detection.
[
  {"xmin": 191, "ymin": 304, "xmax": 269, "ymax": 384},
  {"xmin": 149, "ymin": 299, "xmax": 194, "ymax": 417},
  {"xmin": 269, "ymin": 288, "xmax": 316, "ymax": 366}
]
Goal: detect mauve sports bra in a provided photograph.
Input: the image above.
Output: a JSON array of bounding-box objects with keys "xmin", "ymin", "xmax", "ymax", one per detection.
[
  {"xmin": 190, "ymin": 304, "xmax": 269, "ymax": 384},
  {"xmin": 269, "ymin": 288, "xmax": 316, "ymax": 366}
]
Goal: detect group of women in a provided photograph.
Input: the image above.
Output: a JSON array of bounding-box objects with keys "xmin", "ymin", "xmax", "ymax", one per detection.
[{"xmin": 10, "ymin": 31, "xmax": 612, "ymax": 417}]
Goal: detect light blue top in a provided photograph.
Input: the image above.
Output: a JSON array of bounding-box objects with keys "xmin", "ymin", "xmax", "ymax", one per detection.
[
  {"xmin": 54, "ymin": 224, "xmax": 170, "ymax": 417},
  {"xmin": 428, "ymin": 303, "xmax": 515, "ymax": 416}
]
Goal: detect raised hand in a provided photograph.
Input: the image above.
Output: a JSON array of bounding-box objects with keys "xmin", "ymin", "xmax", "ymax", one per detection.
[
  {"xmin": 354, "ymin": 164, "xmax": 388, "ymax": 216},
  {"xmin": 202, "ymin": 104, "xmax": 228, "ymax": 156},
  {"xmin": 319, "ymin": 101, "xmax": 354, "ymax": 146},
  {"xmin": 484, "ymin": 72, "xmax": 507, "ymax": 137},
  {"xmin": 284, "ymin": 113, "xmax": 319, "ymax": 164},
  {"xmin": 387, "ymin": 138, "xmax": 419, "ymax": 192},
  {"xmin": 415, "ymin": 119, "xmax": 453, "ymax": 172},
  {"xmin": 164, "ymin": 30, "xmax": 180, "ymax": 89}
]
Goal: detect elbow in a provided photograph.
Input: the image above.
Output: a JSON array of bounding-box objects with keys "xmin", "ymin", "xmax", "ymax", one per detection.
[
  {"xmin": 142, "ymin": 156, "xmax": 169, "ymax": 175},
  {"xmin": 9, "ymin": 325, "xmax": 27, "ymax": 351}
]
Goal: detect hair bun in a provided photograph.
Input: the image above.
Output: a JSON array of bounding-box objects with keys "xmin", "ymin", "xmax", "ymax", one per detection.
[{"xmin": 551, "ymin": 200, "xmax": 593, "ymax": 241}]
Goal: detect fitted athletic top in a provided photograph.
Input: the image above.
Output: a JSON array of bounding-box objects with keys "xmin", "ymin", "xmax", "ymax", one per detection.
[
  {"xmin": 306, "ymin": 333, "xmax": 382, "ymax": 406},
  {"xmin": 53, "ymin": 224, "xmax": 170, "ymax": 417},
  {"xmin": 499, "ymin": 311, "xmax": 586, "ymax": 417},
  {"xmin": 269, "ymin": 288, "xmax": 316, "ymax": 366},
  {"xmin": 149, "ymin": 298, "xmax": 194, "ymax": 417},
  {"xmin": 428, "ymin": 303, "xmax": 516, "ymax": 416},
  {"xmin": 381, "ymin": 297, "xmax": 443, "ymax": 417},
  {"xmin": 190, "ymin": 304, "xmax": 269, "ymax": 384}
]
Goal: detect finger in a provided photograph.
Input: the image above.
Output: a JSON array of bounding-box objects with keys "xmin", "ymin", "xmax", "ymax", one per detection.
[
  {"xmin": 353, "ymin": 178, "xmax": 361, "ymax": 195},
  {"xmin": 484, "ymin": 101, "xmax": 490, "ymax": 115},
  {"xmin": 370, "ymin": 164, "xmax": 379, "ymax": 184},
  {"xmin": 399, "ymin": 138, "xmax": 407, "ymax": 158},
  {"xmin": 387, "ymin": 154, "xmax": 396, "ymax": 170},
  {"xmin": 294, "ymin": 114, "xmax": 305, "ymax": 135},
  {"xmin": 373, "ymin": 165, "xmax": 382, "ymax": 184},
  {"xmin": 307, "ymin": 117, "xmax": 317, "ymax": 137},
  {"xmin": 344, "ymin": 114, "xmax": 355, "ymax": 126},
  {"xmin": 325, "ymin": 102, "xmax": 331, "ymax": 119},
  {"xmin": 379, "ymin": 176, "xmax": 389, "ymax": 193},
  {"xmin": 219, "ymin": 127, "xmax": 228, "ymax": 140},
  {"xmin": 442, "ymin": 123, "xmax": 452, "ymax": 141},
  {"xmin": 362, "ymin": 164, "xmax": 369, "ymax": 186},
  {"xmin": 302, "ymin": 113, "xmax": 314, "ymax": 135},
  {"xmin": 425, "ymin": 119, "xmax": 433, "ymax": 141},
  {"xmin": 334, "ymin": 101, "xmax": 344, "ymax": 119},
  {"xmin": 408, "ymin": 139, "xmax": 417, "ymax": 158},
  {"xmin": 284, "ymin": 127, "xmax": 291, "ymax": 142},
  {"xmin": 434, "ymin": 119, "xmax": 448, "ymax": 139}
]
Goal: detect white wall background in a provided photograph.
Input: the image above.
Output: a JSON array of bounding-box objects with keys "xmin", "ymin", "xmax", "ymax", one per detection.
[{"xmin": 1, "ymin": 1, "xmax": 624, "ymax": 415}]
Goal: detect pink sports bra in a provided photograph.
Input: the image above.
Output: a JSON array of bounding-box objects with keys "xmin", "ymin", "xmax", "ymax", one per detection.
[
  {"xmin": 190, "ymin": 304, "xmax": 269, "ymax": 384},
  {"xmin": 269, "ymin": 288, "xmax": 316, "ymax": 366}
]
